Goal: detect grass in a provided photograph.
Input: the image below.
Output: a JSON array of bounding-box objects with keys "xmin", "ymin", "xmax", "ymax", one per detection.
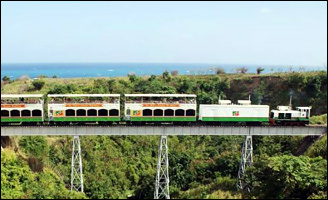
[{"xmin": 310, "ymin": 114, "xmax": 327, "ymax": 125}]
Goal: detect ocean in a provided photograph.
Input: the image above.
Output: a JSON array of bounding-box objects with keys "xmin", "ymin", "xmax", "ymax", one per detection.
[{"xmin": 1, "ymin": 63, "xmax": 326, "ymax": 80}]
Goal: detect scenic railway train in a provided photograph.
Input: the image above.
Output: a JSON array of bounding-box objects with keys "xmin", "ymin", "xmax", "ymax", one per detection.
[{"xmin": 0, "ymin": 94, "xmax": 312, "ymax": 126}]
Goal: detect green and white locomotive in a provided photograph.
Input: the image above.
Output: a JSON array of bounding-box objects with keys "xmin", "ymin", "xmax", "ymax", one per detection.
[{"xmin": 269, "ymin": 106, "xmax": 311, "ymax": 126}]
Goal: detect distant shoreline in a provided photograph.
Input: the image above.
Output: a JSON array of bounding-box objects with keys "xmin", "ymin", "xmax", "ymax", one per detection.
[{"xmin": 1, "ymin": 62, "xmax": 326, "ymax": 80}]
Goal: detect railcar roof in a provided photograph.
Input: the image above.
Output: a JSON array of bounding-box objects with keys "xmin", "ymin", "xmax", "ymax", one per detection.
[
  {"xmin": 1, "ymin": 94, "xmax": 44, "ymax": 98},
  {"xmin": 125, "ymin": 94, "xmax": 197, "ymax": 97},
  {"xmin": 219, "ymin": 100, "xmax": 232, "ymax": 103},
  {"xmin": 48, "ymin": 94, "xmax": 120, "ymax": 97},
  {"xmin": 271, "ymin": 110, "xmax": 302, "ymax": 112},
  {"xmin": 296, "ymin": 107, "xmax": 312, "ymax": 109},
  {"xmin": 200, "ymin": 104, "xmax": 269, "ymax": 107}
]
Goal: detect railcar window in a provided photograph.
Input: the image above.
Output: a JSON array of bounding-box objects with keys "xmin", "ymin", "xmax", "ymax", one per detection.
[
  {"xmin": 164, "ymin": 109, "xmax": 174, "ymax": 116},
  {"xmin": 22, "ymin": 110, "xmax": 31, "ymax": 117},
  {"xmin": 285, "ymin": 113, "xmax": 292, "ymax": 119},
  {"xmin": 87, "ymin": 109, "xmax": 97, "ymax": 117},
  {"xmin": 143, "ymin": 97, "xmax": 152, "ymax": 103},
  {"xmin": 98, "ymin": 109, "xmax": 109, "ymax": 116},
  {"xmin": 154, "ymin": 109, "xmax": 164, "ymax": 116},
  {"xmin": 270, "ymin": 112, "xmax": 274, "ymax": 118},
  {"xmin": 175, "ymin": 109, "xmax": 185, "ymax": 116},
  {"xmin": 126, "ymin": 108, "xmax": 131, "ymax": 116},
  {"xmin": 66, "ymin": 109, "xmax": 75, "ymax": 117},
  {"xmin": 143, "ymin": 109, "xmax": 152, "ymax": 116},
  {"xmin": 11, "ymin": 110, "xmax": 20, "ymax": 117},
  {"xmin": 186, "ymin": 97, "xmax": 196, "ymax": 104},
  {"xmin": 32, "ymin": 110, "xmax": 42, "ymax": 117},
  {"xmin": 1, "ymin": 98, "xmax": 40, "ymax": 104},
  {"xmin": 109, "ymin": 109, "xmax": 119, "ymax": 116},
  {"xmin": 278, "ymin": 113, "xmax": 285, "ymax": 119},
  {"xmin": 186, "ymin": 109, "xmax": 196, "ymax": 116},
  {"xmin": 77, "ymin": 109, "xmax": 87, "ymax": 117},
  {"xmin": 1, "ymin": 110, "xmax": 10, "ymax": 117}
]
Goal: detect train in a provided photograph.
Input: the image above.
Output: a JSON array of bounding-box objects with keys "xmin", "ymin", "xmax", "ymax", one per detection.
[{"xmin": 1, "ymin": 94, "xmax": 312, "ymax": 126}]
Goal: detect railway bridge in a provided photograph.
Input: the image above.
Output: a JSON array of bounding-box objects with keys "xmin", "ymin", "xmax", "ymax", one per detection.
[{"xmin": 1, "ymin": 125, "xmax": 327, "ymax": 199}]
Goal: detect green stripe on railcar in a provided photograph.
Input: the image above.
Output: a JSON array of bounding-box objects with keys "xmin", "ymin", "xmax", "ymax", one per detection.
[
  {"xmin": 273, "ymin": 117, "xmax": 309, "ymax": 122},
  {"xmin": 1, "ymin": 117, "xmax": 43, "ymax": 122},
  {"xmin": 130, "ymin": 117, "xmax": 196, "ymax": 122},
  {"xmin": 53, "ymin": 117, "xmax": 120, "ymax": 122}
]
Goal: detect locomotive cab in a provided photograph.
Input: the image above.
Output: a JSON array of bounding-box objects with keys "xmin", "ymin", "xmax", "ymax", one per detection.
[{"xmin": 269, "ymin": 106, "xmax": 311, "ymax": 126}]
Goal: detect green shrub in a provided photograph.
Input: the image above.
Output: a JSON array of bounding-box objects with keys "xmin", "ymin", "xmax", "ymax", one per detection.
[{"xmin": 32, "ymin": 80, "xmax": 46, "ymax": 90}]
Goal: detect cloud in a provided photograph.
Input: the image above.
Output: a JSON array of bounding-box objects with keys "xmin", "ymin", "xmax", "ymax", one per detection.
[{"xmin": 260, "ymin": 7, "xmax": 272, "ymax": 14}]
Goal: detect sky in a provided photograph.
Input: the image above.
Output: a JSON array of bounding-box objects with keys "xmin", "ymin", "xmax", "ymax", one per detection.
[{"xmin": 1, "ymin": 1, "xmax": 327, "ymax": 66}]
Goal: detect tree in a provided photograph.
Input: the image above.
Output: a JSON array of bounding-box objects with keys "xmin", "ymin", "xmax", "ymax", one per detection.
[
  {"xmin": 162, "ymin": 71, "xmax": 172, "ymax": 82},
  {"xmin": 149, "ymin": 75, "xmax": 157, "ymax": 81},
  {"xmin": 257, "ymin": 67, "xmax": 265, "ymax": 74},
  {"xmin": 1, "ymin": 149, "xmax": 87, "ymax": 199},
  {"xmin": 2, "ymin": 76, "xmax": 11, "ymax": 82},
  {"xmin": 250, "ymin": 155, "xmax": 327, "ymax": 199},
  {"xmin": 216, "ymin": 67, "xmax": 226, "ymax": 75},
  {"xmin": 32, "ymin": 80, "xmax": 46, "ymax": 90},
  {"xmin": 128, "ymin": 74, "xmax": 138, "ymax": 83},
  {"xmin": 38, "ymin": 75, "xmax": 48, "ymax": 78}
]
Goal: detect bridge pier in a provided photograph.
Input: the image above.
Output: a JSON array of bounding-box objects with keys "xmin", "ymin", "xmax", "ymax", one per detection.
[
  {"xmin": 154, "ymin": 135, "xmax": 170, "ymax": 199},
  {"xmin": 237, "ymin": 135, "xmax": 253, "ymax": 192},
  {"xmin": 71, "ymin": 135, "xmax": 84, "ymax": 193}
]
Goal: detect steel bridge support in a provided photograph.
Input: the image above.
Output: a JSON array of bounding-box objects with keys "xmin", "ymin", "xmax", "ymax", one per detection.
[
  {"xmin": 237, "ymin": 135, "xmax": 253, "ymax": 192},
  {"xmin": 71, "ymin": 135, "xmax": 84, "ymax": 193},
  {"xmin": 154, "ymin": 135, "xmax": 170, "ymax": 199}
]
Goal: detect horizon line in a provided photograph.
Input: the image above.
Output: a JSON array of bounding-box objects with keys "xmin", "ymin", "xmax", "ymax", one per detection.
[{"xmin": 1, "ymin": 61, "xmax": 326, "ymax": 68}]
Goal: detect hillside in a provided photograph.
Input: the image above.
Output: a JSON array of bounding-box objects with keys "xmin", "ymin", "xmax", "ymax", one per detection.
[
  {"xmin": 1, "ymin": 71, "xmax": 327, "ymax": 115},
  {"xmin": 1, "ymin": 71, "xmax": 327, "ymax": 199}
]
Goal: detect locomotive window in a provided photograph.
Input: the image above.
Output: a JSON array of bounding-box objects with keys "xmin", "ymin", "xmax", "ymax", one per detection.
[
  {"xmin": 77, "ymin": 109, "xmax": 86, "ymax": 117},
  {"xmin": 270, "ymin": 112, "xmax": 274, "ymax": 118},
  {"xmin": 164, "ymin": 109, "xmax": 174, "ymax": 116},
  {"xmin": 1, "ymin": 110, "xmax": 9, "ymax": 117},
  {"xmin": 285, "ymin": 113, "xmax": 292, "ymax": 119},
  {"xmin": 11, "ymin": 110, "xmax": 20, "ymax": 117},
  {"xmin": 32, "ymin": 110, "xmax": 42, "ymax": 117},
  {"xmin": 186, "ymin": 109, "xmax": 196, "ymax": 116},
  {"xmin": 278, "ymin": 113, "xmax": 285, "ymax": 119},
  {"xmin": 175, "ymin": 109, "xmax": 185, "ymax": 117},
  {"xmin": 154, "ymin": 109, "xmax": 163, "ymax": 116},
  {"xmin": 143, "ymin": 109, "xmax": 152, "ymax": 116},
  {"xmin": 87, "ymin": 109, "xmax": 97, "ymax": 117},
  {"xmin": 21, "ymin": 110, "xmax": 31, "ymax": 117},
  {"xmin": 126, "ymin": 108, "xmax": 131, "ymax": 116},
  {"xmin": 66, "ymin": 109, "xmax": 75, "ymax": 117},
  {"xmin": 98, "ymin": 109, "xmax": 109, "ymax": 116},
  {"xmin": 109, "ymin": 109, "xmax": 119, "ymax": 116}
]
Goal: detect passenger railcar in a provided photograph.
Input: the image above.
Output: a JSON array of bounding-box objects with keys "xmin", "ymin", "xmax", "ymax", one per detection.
[
  {"xmin": 48, "ymin": 94, "xmax": 120, "ymax": 123},
  {"xmin": 124, "ymin": 94, "xmax": 197, "ymax": 123},
  {"xmin": 1, "ymin": 94, "xmax": 44, "ymax": 124}
]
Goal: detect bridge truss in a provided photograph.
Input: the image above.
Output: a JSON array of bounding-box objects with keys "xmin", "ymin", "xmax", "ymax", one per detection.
[{"xmin": 1, "ymin": 125, "xmax": 326, "ymax": 199}]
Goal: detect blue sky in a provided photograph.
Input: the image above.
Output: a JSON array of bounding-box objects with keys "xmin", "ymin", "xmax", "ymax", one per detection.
[{"xmin": 1, "ymin": 1, "xmax": 327, "ymax": 66}]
